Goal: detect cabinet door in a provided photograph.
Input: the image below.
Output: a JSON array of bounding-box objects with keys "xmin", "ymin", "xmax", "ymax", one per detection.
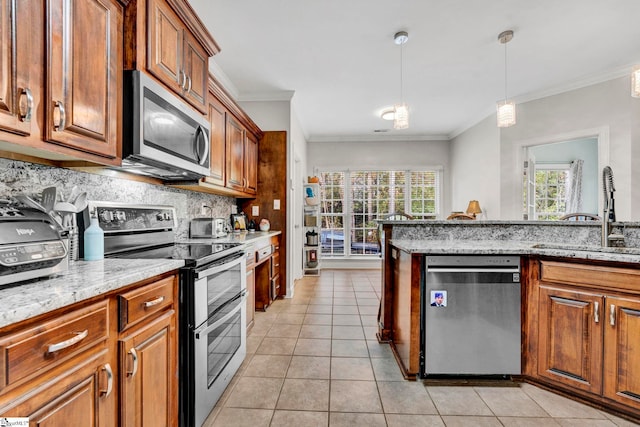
[
  {"xmin": 226, "ymin": 115, "xmax": 245, "ymax": 192},
  {"xmin": 207, "ymin": 94, "xmax": 226, "ymax": 186},
  {"xmin": 0, "ymin": 0, "xmax": 35, "ymax": 136},
  {"xmin": 182, "ymin": 30, "xmax": 208, "ymax": 113},
  {"xmin": 244, "ymin": 132, "xmax": 258, "ymax": 195},
  {"xmin": 147, "ymin": 0, "xmax": 183, "ymax": 95},
  {"xmin": 537, "ymin": 285, "xmax": 603, "ymax": 395},
  {"xmin": 119, "ymin": 310, "xmax": 176, "ymax": 427},
  {"xmin": 46, "ymin": 0, "xmax": 120, "ymax": 158},
  {"xmin": 603, "ymin": 295, "xmax": 640, "ymax": 407},
  {"xmin": 0, "ymin": 350, "xmax": 115, "ymax": 426}
]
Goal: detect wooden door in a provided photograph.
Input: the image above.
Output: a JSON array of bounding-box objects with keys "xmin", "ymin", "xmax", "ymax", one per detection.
[
  {"xmin": 537, "ymin": 285, "xmax": 603, "ymax": 395},
  {"xmin": 46, "ymin": 0, "xmax": 120, "ymax": 159},
  {"xmin": 226, "ymin": 114, "xmax": 245, "ymax": 192},
  {"xmin": 119, "ymin": 310, "xmax": 176, "ymax": 427},
  {"xmin": 182, "ymin": 30, "xmax": 208, "ymax": 113},
  {"xmin": 603, "ymin": 295, "xmax": 640, "ymax": 407},
  {"xmin": 0, "ymin": 350, "xmax": 115, "ymax": 426},
  {"xmin": 206, "ymin": 94, "xmax": 226, "ymax": 186},
  {"xmin": 146, "ymin": 0, "xmax": 183, "ymax": 95},
  {"xmin": 244, "ymin": 132, "xmax": 258, "ymax": 195},
  {"xmin": 0, "ymin": 0, "xmax": 36, "ymax": 136}
]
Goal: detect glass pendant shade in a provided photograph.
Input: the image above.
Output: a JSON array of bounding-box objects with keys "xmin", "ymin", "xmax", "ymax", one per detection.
[
  {"xmin": 496, "ymin": 100, "xmax": 516, "ymax": 127},
  {"xmin": 632, "ymin": 66, "xmax": 640, "ymax": 98},
  {"xmin": 393, "ymin": 103, "xmax": 409, "ymax": 129}
]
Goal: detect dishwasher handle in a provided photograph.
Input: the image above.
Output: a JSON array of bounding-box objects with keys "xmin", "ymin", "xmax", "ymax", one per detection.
[{"xmin": 426, "ymin": 267, "xmax": 520, "ymax": 274}]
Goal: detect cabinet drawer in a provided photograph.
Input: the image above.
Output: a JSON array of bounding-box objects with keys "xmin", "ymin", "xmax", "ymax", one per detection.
[
  {"xmin": 271, "ymin": 251, "xmax": 280, "ymax": 277},
  {"xmin": 540, "ymin": 260, "xmax": 640, "ymax": 292},
  {"xmin": 0, "ymin": 300, "xmax": 109, "ymax": 391},
  {"xmin": 256, "ymin": 245, "xmax": 272, "ymax": 263},
  {"xmin": 245, "ymin": 245, "xmax": 256, "ymax": 269},
  {"xmin": 119, "ymin": 276, "xmax": 176, "ymax": 332}
]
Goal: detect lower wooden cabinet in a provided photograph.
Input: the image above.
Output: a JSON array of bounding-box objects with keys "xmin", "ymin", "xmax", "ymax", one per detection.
[
  {"xmin": 530, "ymin": 259, "xmax": 640, "ymax": 417},
  {"xmin": 119, "ymin": 310, "xmax": 176, "ymax": 427},
  {"xmin": 0, "ymin": 272, "xmax": 179, "ymax": 426}
]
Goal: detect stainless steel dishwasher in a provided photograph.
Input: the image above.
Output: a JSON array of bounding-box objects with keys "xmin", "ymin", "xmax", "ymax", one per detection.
[{"xmin": 422, "ymin": 255, "xmax": 521, "ymax": 377}]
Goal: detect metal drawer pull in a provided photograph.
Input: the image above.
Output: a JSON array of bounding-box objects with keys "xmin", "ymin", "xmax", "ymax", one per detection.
[
  {"xmin": 101, "ymin": 363, "xmax": 113, "ymax": 397},
  {"xmin": 186, "ymin": 75, "xmax": 192, "ymax": 93},
  {"xmin": 594, "ymin": 301, "xmax": 599, "ymax": 323},
  {"xmin": 53, "ymin": 100, "xmax": 66, "ymax": 130},
  {"xmin": 19, "ymin": 87, "xmax": 33, "ymax": 122},
  {"xmin": 127, "ymin": 348, "xmax": 139, "ymax": 377},
  {"xmin": 47, "ymin": 329, "xmax": 88, "ymax": 354},
  {"xmin": 143, "ymin": 296, "xmax": 165, "ymax": 308},
  {"xmin": 610, "ymin": 304, "xmax": 616, "ymax": 326}
]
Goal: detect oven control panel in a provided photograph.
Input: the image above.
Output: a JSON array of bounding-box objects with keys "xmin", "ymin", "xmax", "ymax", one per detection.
[{"xmin": 89, "ymin": 202, "xmax": 176, "ymax": 233}]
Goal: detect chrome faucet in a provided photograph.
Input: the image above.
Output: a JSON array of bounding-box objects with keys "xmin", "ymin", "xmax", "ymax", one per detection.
[{"xmin": 602, "ymin": 166, "xmax": 617, "ymax": 246}]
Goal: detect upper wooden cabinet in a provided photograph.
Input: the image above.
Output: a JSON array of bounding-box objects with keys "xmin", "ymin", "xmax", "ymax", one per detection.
[
  {"xmin": 207, "ymin": 92, "xmax": 226, "ymax": 187},
  {"xmin": 225, "ymin": 114, "xmax": 246, "ymax": 192},
  {"xmin": 245, "ymin": 132, "xmax": 258, "ymax": 195},
  {"xmin": 0, "ymin": 0, "xmax": 36, "ymax": 137},
  {"xmin": 45, "ymin": 0, "xmax": 122, "ymax": 160},
  {"xmin": 125, "ymin": 0, "xmax": 219, "ymax": 114}
]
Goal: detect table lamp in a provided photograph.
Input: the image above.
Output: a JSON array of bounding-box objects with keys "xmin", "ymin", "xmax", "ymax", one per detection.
[{"xmin": 466, "ymin": 200, "xmax": 482, "ymax": 218}]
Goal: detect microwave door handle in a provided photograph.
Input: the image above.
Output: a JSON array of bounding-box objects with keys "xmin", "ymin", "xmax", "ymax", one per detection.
[{"xmin": 195, "ymin": 125, "xmax": 209, "ymax": 166}]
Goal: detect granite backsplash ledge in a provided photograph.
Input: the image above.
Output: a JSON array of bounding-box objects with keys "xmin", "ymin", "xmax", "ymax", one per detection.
[
  {"xmin": 0, "ymin": 158, "xmax": 235, "ymax": 239},
  {"xmin": 387, "ymin": 220, "xmax": 640, "ymax": 248}
]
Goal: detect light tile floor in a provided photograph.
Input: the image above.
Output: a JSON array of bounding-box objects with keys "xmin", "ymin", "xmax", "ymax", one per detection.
[{"xmin": 203, "ymin": 269, "xmax": 640, "ymax": 427}]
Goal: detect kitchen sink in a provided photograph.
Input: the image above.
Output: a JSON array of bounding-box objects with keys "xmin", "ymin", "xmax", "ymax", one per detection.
[{"xmin": 532, "ymin": 243, "xmax": 640, "ymax": 256}]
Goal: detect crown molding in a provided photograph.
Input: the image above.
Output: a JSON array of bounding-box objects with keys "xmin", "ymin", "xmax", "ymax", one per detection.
[{"xmin": 307, "ymin": 133, "xmax": 449, "ymax": 143}]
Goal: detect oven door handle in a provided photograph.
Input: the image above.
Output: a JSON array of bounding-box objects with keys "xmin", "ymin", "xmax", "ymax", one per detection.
[
  {"xmin": 194, "ymin": 292, "xmax": 246, "ymax": 339},
  {"xmin": 195, "ymin": 251, "xmax": 245, "ymax": 279}
]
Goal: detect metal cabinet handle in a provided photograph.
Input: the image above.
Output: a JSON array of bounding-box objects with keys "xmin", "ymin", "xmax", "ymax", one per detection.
[
  {"xmin": 594, "ymin": 301, "xmax": 599, "ymax": 323},
  {"xmin": 143, "ymin": 296, "xmax": 165, "ymax": 309},
  {"xmin": 19, "ymin": 88, "xmax": 33, "ymax": 122},
  {"xmin": 101, "ymin": 363, "xmax": 113, "ymax": 397},
  {"xmin": 127, "ymin": 348, "xmax": 139, "ymax": 377},
  {"xmin": 610, "ymin": 304, "xmax": 616, "ymax": 326},
  {"xmin": 47, "ymin": 329, "xmax": 88, "ymax": 354},
  {"xmin": 53, "ymin": 101, "xmax": 66, "ymax": 130},
  {"xmin": 179, "ymin": 70, "xmax": 185, "ymax": 89},
  {"xmin": 186, "ymin": 75, "xmax": 192, "ymax": 93}
]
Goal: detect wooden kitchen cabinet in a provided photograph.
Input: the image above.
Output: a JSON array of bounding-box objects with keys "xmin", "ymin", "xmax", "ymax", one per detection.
[
  {"xmin": 244, "ymin": 132, "xmax": 258, "ymax": 195},
  {"xmin": 0, "ymin": 0, "xmax": 36, "ymax": 137},
  {"xmin": 225, "ymin": 114, "xmax": 246, "ymax": 192},
  {"xmin": 146, "ymin": 0, "xmax": 209, "ymax": 113},
  {"xmin": 0, "ymin": 272, "xmax": 179, "ymax": 426},
  {"xmin": 528, "ymin": 259, "xmax": 640, "ymax": 417},
  {"xmin": 45, "ymin": 0, "xmax": 122, "ymax": 160},
  {"xmin": 119, "ymin": 310, "xmax": 176, "ymax": 427},
  {"xmin": 207, "ymin": 92, "xmax": 227, "ymax": 187},
  {"xmin": 246, "ymin": 247, "xmax": 256, "ymax": 332},
  {"xmin": 0, "ymin": 300, "xmax": 115, "ymax": 425}
]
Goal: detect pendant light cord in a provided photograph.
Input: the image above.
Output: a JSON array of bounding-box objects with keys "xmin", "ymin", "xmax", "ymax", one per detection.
[
  {"xmin": 504, "ymin": 40, "xmax": 508, "ymax": 101},
  {"xmin": 400, "ymin": 41, "xmax": 404, "ymax": 104}
]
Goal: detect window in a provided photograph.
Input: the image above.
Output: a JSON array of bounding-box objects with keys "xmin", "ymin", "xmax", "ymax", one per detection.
[
  {"xmin": 534, "ymin": 165, "xmax": 570, "ymax": 220},
  {"xmin": 318, "ymin": 169, "xmax": 440, "ymax": 257}
]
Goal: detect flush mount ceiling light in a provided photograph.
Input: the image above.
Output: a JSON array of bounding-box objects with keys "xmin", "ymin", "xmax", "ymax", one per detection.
[
  {"xmin": 497, "ymin": 30, "xmax": 516, "ymax": 128},
  {"xmin": 393, "ymin": 31, "xmax": 409, "ymax": 129},
  {"xmin": 632, "ymin": 65, "xmax": 640, "ymax": 97},
  {"xmin": 380, "ymin": 108, "xmax": 395, "ymax": 120}
]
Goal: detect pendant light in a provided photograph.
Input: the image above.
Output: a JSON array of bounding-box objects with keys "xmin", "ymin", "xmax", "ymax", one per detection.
[
  {"xmin": 497, "ymin": 30, "xmax": 516, "ymax": 128},
  {"xmin": 632, "ymin": 65, "xmax": 640, "ymax": 98},
  {"xmin": 393, "ymin": 31, "xmax": 409, "ymax": 129}
]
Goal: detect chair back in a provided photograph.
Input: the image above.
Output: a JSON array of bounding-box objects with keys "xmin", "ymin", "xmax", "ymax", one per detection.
[{"xmin": 559, "ymin": 213, "xmax": 601, "ymax": 221}]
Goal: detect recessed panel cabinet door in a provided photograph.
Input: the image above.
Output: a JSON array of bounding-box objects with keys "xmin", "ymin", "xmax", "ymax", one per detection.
[
  {"xmin": 182, "ymin": 31, "xmax": 208, "ymax": 112},
  {"xmin": 603, "ymin": 295, "xmax": 640, "ymax": 407},
  {"xmin": 0, "ymin": 0, "xmax": 36, "ymax": 136},
  {"xmin": 244, "ymin": 132, "xmax": 258, "ymax": 195},
  {"xmin": 147, "ymin": 0, "xmax": 182, "ymax": 94},
  {"xmin": 207, "ymin": 94, "xmax": 226, "ymax": 186},
  {"xmin": 537, "ymin": 285, "xmax": 604, "ymax": 395},
  {"xmin": 46, "ymin": 0, "xmax": 121, "ymax": 158},
  {"xmin": 226, "ymin": 115, "xmax": 245, "ymax": 192}
]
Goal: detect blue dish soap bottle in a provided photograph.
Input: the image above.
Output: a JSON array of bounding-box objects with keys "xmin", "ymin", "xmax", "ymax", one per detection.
[{"xmin": 84, "ymin": 209, "xmax": 104, "ymax": 261}]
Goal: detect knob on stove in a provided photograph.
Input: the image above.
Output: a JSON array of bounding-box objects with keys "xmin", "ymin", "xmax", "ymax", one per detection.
[{"xmin": 100, "ymin": 210, "xmax": 114, "ymax": 222}]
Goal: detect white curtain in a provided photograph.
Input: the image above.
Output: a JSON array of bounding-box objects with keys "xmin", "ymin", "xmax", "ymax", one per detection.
[{"xmin": 565, "ymin": 159, "xmax": 584, "ymax": 213}]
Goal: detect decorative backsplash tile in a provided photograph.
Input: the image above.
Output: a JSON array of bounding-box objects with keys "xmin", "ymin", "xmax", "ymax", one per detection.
[{"xmin": 0, "ymin": 158, "xmax": 235, "ymax": 239}]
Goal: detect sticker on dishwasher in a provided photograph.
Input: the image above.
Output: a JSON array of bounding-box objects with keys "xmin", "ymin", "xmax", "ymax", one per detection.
[{"xmin": 430, "ymin": 291, "xmax": 447, "ymax": 307}]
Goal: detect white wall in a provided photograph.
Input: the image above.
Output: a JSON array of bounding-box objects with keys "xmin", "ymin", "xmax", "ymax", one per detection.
[
  {"xmin": 450, "ymin": 115, "xmax": 500, "ymax": 219},
  {"xmin": 307, "ymin": 139, "xmax": 451, "ymax": 217}
]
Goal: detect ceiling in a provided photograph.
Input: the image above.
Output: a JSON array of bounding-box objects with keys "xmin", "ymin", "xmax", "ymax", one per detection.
[{"xmin": 188, "ymin": 0, "xmax": 640, "ymax": 142}]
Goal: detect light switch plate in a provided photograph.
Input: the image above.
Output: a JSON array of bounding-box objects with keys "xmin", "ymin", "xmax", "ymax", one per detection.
[
  {"xmin": 252, "ymin": 205, "xmax": 259, "ymax": 216},
  {"xmin": 231, "ymin": 205, "xmax": 238, "ymax": 214},
  {"xmin": 274, "ymin": 199, "xmax": 280, "ymax": 210}
]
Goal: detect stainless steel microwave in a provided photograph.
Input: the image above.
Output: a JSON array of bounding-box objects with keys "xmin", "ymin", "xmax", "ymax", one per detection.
[{"xmin": 122, "ymin": 70, "xmax": 210, "ymax": 181}]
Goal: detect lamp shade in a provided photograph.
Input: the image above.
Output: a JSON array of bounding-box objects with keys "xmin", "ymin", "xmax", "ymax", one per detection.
[
  {"xmin": 497, "ymin": 100, "xmax": 516, "ymax": 127},
  {"xmin": 393, "ymin": 103, "xmax": 409, "ymax": 129},
  {"xmin": 466, "ymin": 200, "xmax": 482, "ymax": 216}
]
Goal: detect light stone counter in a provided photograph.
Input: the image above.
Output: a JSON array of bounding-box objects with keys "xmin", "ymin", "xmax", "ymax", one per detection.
[
  {"xmin": 390, "ymin": 239, "xmax": 640, "ymax": 264},
  {"xmin": 183, "ymin": 230, "xmax": 281, "ymax": 247},
  {"xmin": 0, "ymin": 258, "xmax": 185, "ymax": 329}
]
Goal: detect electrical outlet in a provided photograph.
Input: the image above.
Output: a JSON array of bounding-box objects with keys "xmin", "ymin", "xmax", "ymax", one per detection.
[
  {"xmin": 252, "ymin": 205, "xmax": 259, "ymax": 216},
  {"xmin": 200, "ymin": 203, "xmax": 209, "ymax": 216},
  {"xmin": 274, "ymin": 199, "xmax": 280, "ymax": 210},
  {"xmin": 231, "ymin": 205, "xmax": 238, "ymax": 214}
]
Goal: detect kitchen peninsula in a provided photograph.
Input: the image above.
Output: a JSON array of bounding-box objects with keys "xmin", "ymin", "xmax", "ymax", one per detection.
[{"xmin": 379, "ymin": 219, "xmax": 640, "ymax": 422}]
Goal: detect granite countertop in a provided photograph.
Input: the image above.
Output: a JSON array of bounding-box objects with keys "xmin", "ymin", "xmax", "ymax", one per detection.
[
  {"xmin": 183, "ymin": 230, "xmax": 281, "ymax": 246},
  {"xmin": 0, "ymin": 258, "xmax": 184, "ymax": 329},
  {"xmin": 390, "ymin": 239, "xmax": 640, "ymax": 264}
]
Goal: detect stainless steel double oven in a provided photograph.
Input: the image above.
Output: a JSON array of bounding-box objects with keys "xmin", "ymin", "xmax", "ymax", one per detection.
[{"xmin": 81, "ymin": 202, "xmax": 247, "ymax": 427}]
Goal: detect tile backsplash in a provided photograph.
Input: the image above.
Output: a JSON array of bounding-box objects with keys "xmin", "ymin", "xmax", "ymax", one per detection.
[{"xmin": 0, "ymin": 158, "xmax": 235, "ymax": 239}]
